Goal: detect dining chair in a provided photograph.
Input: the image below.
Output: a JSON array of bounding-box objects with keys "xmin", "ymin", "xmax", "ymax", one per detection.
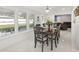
[
  {"xmin": 48, "ymin": 30, "xmax": 58, "ymax": 50},
  {"xmin": 36, "ymin": 24, "xmax": 41, "ymax": 27},
  {"xmin": 53, "ymin": 24, "xmax": 60, "ymax": 44},
  {"xmin": 56, "ymin": 25, "xmax": 61, "ymax": 44},
  {"xmin": 42, "ymin": 23, "xmax": 46, "ymax": 27},
  {"xmin": 33, "ymin": 27, "xmax": 48, "ymax": 52}
]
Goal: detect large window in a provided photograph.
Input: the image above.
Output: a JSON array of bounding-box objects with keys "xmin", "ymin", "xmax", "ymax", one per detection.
[
  {"xmin": 0, "ymin": 7, "xmax": 15, "ymax": 37},
  {"xmin": 29, "ymin": 14, "xmax": 35, "ymax": 29},
  {"xmin": 0, "ymin": 7, "xmax": 36, "ymax": 37},
  {"xmin": 18, "ymin": 12, "xmax": 27, "ymax": 31}
]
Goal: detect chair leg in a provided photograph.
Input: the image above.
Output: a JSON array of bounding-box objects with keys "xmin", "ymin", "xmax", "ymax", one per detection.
[
  {"xmin": 57, "ymin": 36, "xmax": 59, "ymax": 44},
  {"xmin": 51, "ymin": 39, "xmax": 53, "ymax": 50},
  {"xmin": 42, "ymin": 42, "xmax": 44, "ymax": 52},
  {"xmin": 34, "ymin": 39, "xmax": 37, "ymax": 48},
  {"xmin": 59, "ymin": 34, "xmax": 60, "ymax": 38},
  {"xmin": 54, "ymin": 39, "xmax": 57, "ymax": 48},
  {"xmin": 46, "ymin": 37, "xmax": 49, "ymax": 46},
  {"xmin": 59, "ymin": 32, "xmax": 60, "ymax": 38}
]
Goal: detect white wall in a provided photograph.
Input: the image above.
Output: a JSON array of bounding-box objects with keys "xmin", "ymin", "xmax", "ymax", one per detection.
[
  {"xmin": 41, "ymin": 15, "xmax": 54, "ymax": 23},
  {"xmin": 71, "ymin": 6, "xmax": 79, "ymax": 49},
  {"xmin": 72, "ymin": 16, "xmax": 79, "ymax": 49}
]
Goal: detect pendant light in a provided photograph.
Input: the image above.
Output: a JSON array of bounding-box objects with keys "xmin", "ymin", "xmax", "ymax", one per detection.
[{"xmin": 45, "ymin": 6, "xmax": 50, "ymax": 13}]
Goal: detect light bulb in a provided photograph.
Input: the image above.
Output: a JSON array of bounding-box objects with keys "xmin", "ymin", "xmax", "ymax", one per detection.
[{"xmin": 45, "ymin": 10, "xmax": 49, "ymax": 12}]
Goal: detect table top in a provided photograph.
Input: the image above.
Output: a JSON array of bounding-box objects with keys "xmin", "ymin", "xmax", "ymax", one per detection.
[
  {"xmin": 34, "ymin": 26, "xmax": 57, "ymax": 35},
  {"xmin": 42, "ymin": 27, "xmax": 57, "ymax": 35}
]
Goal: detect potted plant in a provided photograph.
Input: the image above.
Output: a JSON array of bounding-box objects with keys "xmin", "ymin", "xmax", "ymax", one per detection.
[{"xmin": 46, "ymin": 20, "xmax": 53, "ymax": 32}]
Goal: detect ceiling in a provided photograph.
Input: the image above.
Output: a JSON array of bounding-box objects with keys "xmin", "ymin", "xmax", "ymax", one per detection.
[
  {"xmin": 0, "ymin": 6, "xmax": 74, "ymax": 16},
  {"xmin": 25, "ymin": 6, "xmax": 74, "ymax": 15}
]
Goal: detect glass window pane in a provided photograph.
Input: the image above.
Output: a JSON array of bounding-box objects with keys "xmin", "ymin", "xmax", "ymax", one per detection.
[
  {"xmin": 29, "ymin": 14, "xmax": 35, "ymax": 29},
  {"xmin": 18, "ymin": 12, "xmax": 26, "ymax": 31},
  {"xmin": 0, "ymin": 7, "xmax": 15, "ymax": 37}
]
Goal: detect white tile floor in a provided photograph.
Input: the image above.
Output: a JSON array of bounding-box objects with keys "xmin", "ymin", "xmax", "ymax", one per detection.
[{"xmin": 0, "ymin": 29, "xmax": 79, "ymax": 52}]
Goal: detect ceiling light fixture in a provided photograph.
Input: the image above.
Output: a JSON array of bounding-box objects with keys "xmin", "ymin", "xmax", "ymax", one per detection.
[{"xmin": 45, "ymin": 6, "xmax": 50, "ymax": 13}]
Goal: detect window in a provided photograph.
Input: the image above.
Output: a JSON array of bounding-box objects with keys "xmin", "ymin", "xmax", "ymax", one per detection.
[
  {"xmin": 18, "ymin": 12, "xmax": 27, "ymax": 31},
  {"xmin": 29, "ymin": 14, "xmax": 35, "ymax": 29},
  {"xmin": 0, "ymin": 8, "xmax": 15, "ymax": 37}
]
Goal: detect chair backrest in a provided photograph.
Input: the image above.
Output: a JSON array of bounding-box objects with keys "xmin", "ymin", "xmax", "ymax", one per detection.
[
  {"xmin": 33, "ymin": 27, "xmax": 46, "ymax": 41},
  {"xmin": 36, "ymin": 24, "xmax": 41, "ymax": 27},
  {"xmin": 34, "ymin": 27, "xmax": 44, "ymax": 34},
  {"xmin": 42, "ymin": 23, "xmax": 46, "ymax": 27}
]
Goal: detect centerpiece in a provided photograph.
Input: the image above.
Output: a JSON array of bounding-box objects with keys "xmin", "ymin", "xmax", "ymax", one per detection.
[{"xmin": 46, "ymin": 20, "xmax": 53, "ymax": 32}]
